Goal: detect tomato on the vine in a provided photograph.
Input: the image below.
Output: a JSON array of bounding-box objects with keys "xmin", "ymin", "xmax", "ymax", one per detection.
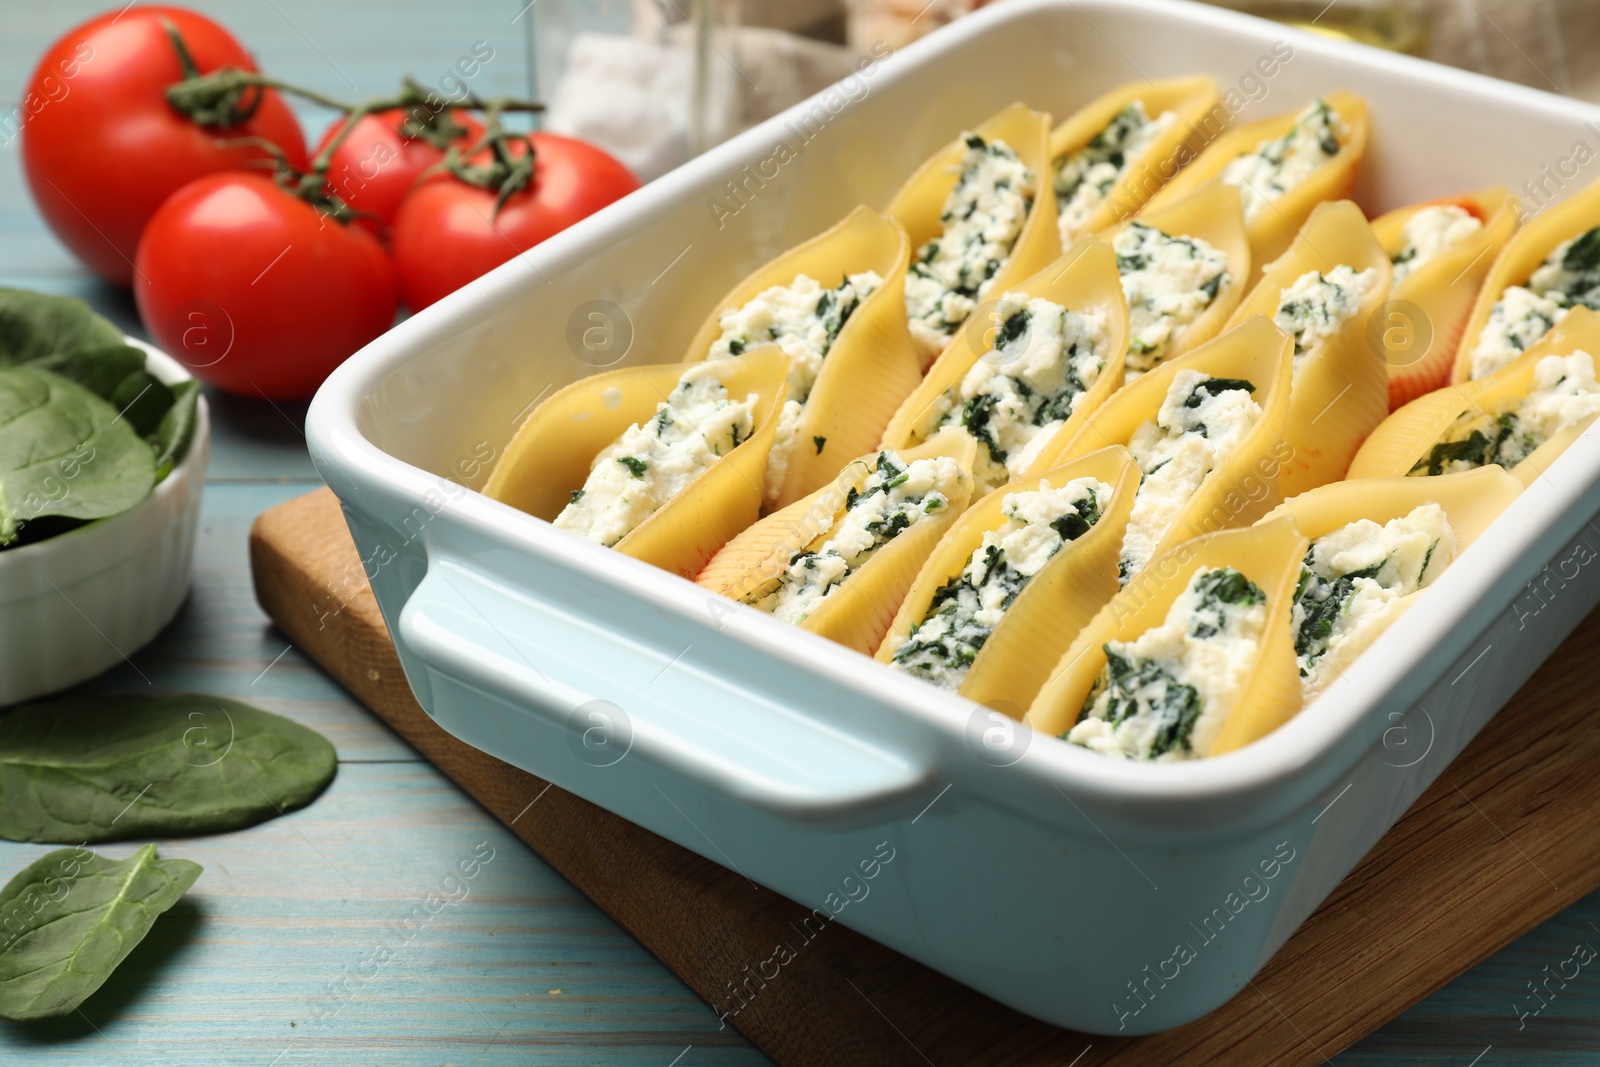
[
  {"xmin": 134, "ymin": 173, "xmax": 398, "ymax": 400},
  {"xmin": 315, "ymin": 107, "xmax": 485, "ymax": 241},
  {"xmin": 21, "ymin": 6, "xmax": 308, "ymax": 287},
  {"xmin": 391, "ymin": 132, "xmax": 639, "ymax": 311}
]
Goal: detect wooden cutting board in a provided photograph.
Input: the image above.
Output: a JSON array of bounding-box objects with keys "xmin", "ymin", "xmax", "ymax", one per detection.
[{"xmin": 250, "ymin": 487, "xmax": 1600, "ymax": 1066}]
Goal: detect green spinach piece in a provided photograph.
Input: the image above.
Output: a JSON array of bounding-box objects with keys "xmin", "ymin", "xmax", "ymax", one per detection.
[
  {"xmin": 150, "ymin": 379, "xmax": 201, "ymax": 480},
  {"xmin": 1184, "ymin": 377, "xmax": 1256, "ymax": 408},
  {"xmin": 1080, "ymin": 647, "xmax": 1202, "ymax": 758},
  {"xmin": 0, "ymin": 694, "xmax": 337, "ymax": 843},
  {"xmin": 1409, "ymin": 412, "xmax": 1519, "ymax": 476},
  {"xmin": 0, "ymin": 367, "xmax": 156, "ymax": 546},
  {"xmin": 0, "ymin": 288, "xmax": 202, "ymax": 497},
  {"xmin": 0, "ymin": 845, "xmax": 200, "ymax": 1021},
  {"xmin": 1293, "ymin": 558, "xmax": 1385, "ymax": 670}
]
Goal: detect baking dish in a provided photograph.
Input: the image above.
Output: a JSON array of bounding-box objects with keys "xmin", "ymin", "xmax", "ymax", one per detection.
[
  {"xmin": 305, "ymin": 0, "xmax": 1600, "ymax": 1034},
  {"xmin": 0, "ymin": 340, "xmax": 210, "ymax": 706}
]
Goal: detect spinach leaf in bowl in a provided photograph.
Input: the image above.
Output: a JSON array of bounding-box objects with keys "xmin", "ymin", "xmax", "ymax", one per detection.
[
  {"xmin": 0, "ymin": 845, "xmax": 201, "ymax": 1021},
  {"xmin": 0, "ymin": 289, "xmax": 203, "ymax": 546},
  {"xmin": 0, "ymin": 367, "xmax": 156, "ymax": 546}
]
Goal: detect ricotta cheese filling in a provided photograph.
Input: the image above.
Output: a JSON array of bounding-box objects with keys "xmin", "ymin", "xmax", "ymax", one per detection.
[
  {"xmin": 755, "ymin": 451, "xmax": 963, "ymax": 625},
  {"xmin": 1121, "ymin": 371, "xmax": 1263, "ymax": 581},
  {"xmin": 1292, "ymin": 504, "xmax": 1454, "ymax": 699},
  {"xmin": 1390, "ymin": 204, "xmax": 1482, "ymax": 287},
  {"xmin": 1053, "ymin": 102, "xmax": 1178, "ymax": 245},
  {"xmin": 1115, "ymin": 222, "xmax": 1231, "ymax": 377},
  {"xmin": 707, "ymin": 270, "xmax": 884, "ymax": 500},
  {"xmin": 922, "ymin": 292, "xmax": 1109, "ymax": 493},
  {"xmin": 555, "ymin": 366, "xmax": 757, "ymax": 546},
  {"xmin": 1272, "ymin": 266, "xmax": 1381, "ymax": 366},
  {"xmin": 905, "ymin": 134, "xmax": 1037, "ymax": 358},
  {"xmin": 1068, "ymin": 566, "xmax": 1268, "ymax": 761},
  {"xmin": 1469, "ymin": 227, "xmax": 1600, "ymax": 379},
  {"xmin": 1219, "ymin": 98, "xmax": 1346, "ymax": 222},
  {"xmin": 1410, "ymin": 349, "xmax": 1600, "ymax": 475},
  {"xmin": 887, "ymin": 476, "xmax": 1113, "ymax": 690}
]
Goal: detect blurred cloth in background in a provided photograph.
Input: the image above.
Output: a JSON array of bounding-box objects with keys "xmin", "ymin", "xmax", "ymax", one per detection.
[{"xmin": 538, "ymin": 0, "xmax": 1600, "ymax": 181}]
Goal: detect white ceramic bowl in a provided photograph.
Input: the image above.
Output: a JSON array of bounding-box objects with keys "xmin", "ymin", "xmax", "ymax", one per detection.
[{"xmin": 0, "ymin": 339, "xmax": 210, "ymax": 706}]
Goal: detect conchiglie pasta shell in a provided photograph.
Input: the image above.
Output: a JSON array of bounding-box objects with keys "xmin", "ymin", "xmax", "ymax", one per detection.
[
  {"xmin": 1350, "ymin": 306, "xmax": 1600, "ymax": 486},
  {"xmin": 1453, "ymin": 175, "xmax": 1600, "ymax": 383},
  {"xmin": 1370, "ymin": 186, "xmax": 1517, "ymax": 408},
  {"xmin": 1225, "ymin": 200, "xmax": 1392, "ymax": 495},
  {"xmin": 1026, "ymin": 517, "xmax": 1307, "ymax": 757},
  {"xmin": 876, "ymin": 445, "xmax": 1141, "ymax": 713},
  {"xmin": 1049, "ymin": 76, "xmax": 1222, "ymax": 239},
  {"xmin": 879, "ymin": 239, "xmax": 1129, "ymax": 475},
  {"xmin": 887, "ymin": 102, "xmax": 1061, "ymax": 363},
  {"xmin": 1142, "ymin": 90, "xmax": 1370, "ymax": 286},
  {"xmin": 680, "ymin": 206, "xmax": 923, "ymax": 510},
  {"xmin": 696, "ymin": 427, "xmax": 978, "ymax": 655},
  {"xmin": 1108, "ymin": 179, "xmax": 1251, "ymax": 367},
  {"xmin": 484, "ymin": 348, "xmax": 790, "ymax": 578},
  {"xmin": 1265, "ymin": 465, "xmax": 1521, "ymax": 548},
  {"xmin": 1033, "ymin": 316, "xmax": 1295, "ymax": 564}
]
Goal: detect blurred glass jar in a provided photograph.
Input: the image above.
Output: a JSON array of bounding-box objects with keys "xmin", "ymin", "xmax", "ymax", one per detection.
[
  {"xmin": 845, "ymin": 0, "xmax": 994, "ymax": 51},
  {"xmin": 1204, "ymin": 0, "xmax": 1429, "ymax": 54},
  {"xmin": 528, "ymin": 0, "xmax": 743, "ymax": 181},
  {"xmin": 844, "ymin": 0, "xmax": 1428, "ymax": 54}
]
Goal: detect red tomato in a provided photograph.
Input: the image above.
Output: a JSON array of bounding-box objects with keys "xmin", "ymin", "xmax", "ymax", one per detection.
[
  {"xmin": 391, "ymin": 133, "xmax": 639, "ymax": 311},
  {"xmin": 134, "ymin": 173, "xmax": 398, "ymax": 400},
  {"xmin": 21, "ymin": 6, "xmax": 307, "ymax": 287},
  {"xmin": 315, "ymin": 108, "xmax": 485, "ymax": 241}
]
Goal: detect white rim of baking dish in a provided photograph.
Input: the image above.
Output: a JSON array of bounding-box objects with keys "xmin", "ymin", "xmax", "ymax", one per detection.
[
  {"xmin": 0, "ymin": 338, "xmax": 210, "ymax": 602},
  {"xmin": 308, "ymin": 0, "xmax": 1600, "ymax": 817}
]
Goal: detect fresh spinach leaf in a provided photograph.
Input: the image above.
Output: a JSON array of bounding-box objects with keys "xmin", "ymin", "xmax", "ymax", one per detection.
[
  {"xmin": 0, "ymin": 695, "xmax": 337, "ymax": 844},
  {"xmin": 0, "ymin": 288, "xmax": 125, "ymax": 367},
  {"xmin": 150, "ymin": 379, "xmax": 201, "ymax": 480},
  {"xmin": 0, "ymin": 844, "xmax": 200, "ymax": 1021},
  {"xmin": 0, "ymin": 367, "xmax": 155, "ymax": 546},
  {"xmin": 0, "ymin": 289, "xmax": 199, "ymax": 481}
]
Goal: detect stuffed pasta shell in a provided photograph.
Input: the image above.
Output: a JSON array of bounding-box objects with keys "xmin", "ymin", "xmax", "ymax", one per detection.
[
  {"xmin": 879, "ymin": 239, "xmax": 1128, "ymax": 496},
  {"xmin": 877, "ymin": 445, "xmax": 1139, "ymax": 711},
  {"xmin": 888, "ymin": 103, "xmax": 1061, "ymax": 363},
  {"xmin": 696, "ymin": 428, "xmax": 977, "ymax": 655},
  {"xmin": 1352, "ymin": 308, "xmax": 1600, "ymax": 486},
  {"xmin": 485, "ymin": 350, "xmax": 791, "ymax": 578},
  {"xmin": 1027, "ymin": 519, "xmax": 1306, "ymax": 761},
  {"xmin": 681, "ymin": 206, "xmax": 922, "ymax": 510}
]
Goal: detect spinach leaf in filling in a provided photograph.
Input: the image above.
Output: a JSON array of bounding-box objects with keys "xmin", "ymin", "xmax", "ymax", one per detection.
[{"xmin": 1077, "ymin": 648, "xmax": 1203, "ymax": 759}]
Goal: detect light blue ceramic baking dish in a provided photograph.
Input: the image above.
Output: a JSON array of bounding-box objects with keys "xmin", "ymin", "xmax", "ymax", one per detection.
[{"xmin": 306, "ymin": 0, "xmax": 1600, "ymax": 1034}]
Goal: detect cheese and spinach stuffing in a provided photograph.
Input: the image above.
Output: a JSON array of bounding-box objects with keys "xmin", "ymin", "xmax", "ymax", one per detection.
[
  {"xmin": 1410, "ymin": 349, "xmax": 1600, "ymax": 475},
  {"xmin": 555, "ymin": 366, "xmax": 756, "ymax": 546},
  {"xmin": 753, "ymin": 451, "xmax": 963, "ymax": 624},
  {"xmin": 707, "ymin": 270, "xmax": 883, "ymax": 499},
  {"xmin": 1219, "ymin": 98, "xmax": 1346, "ymax": 222},
  {"xmin": 1469, "ymin": 227, "xmax": 1600, "ymax": 379},
  {"xmin": 1067, "ymin": 566, "xmax": 1268, "ymax": 761},
  {"xmin": 1120, "ymin": 371, "xmax": 1263, "ymax": 581},
  {"xmin": 905, "ymin": 134, "xmax": 1037, "ymax": 357},
  {"xmin": 921, "ymin": 292, "xmax": 1109, "ymax": 493},
  {"xmin": 1390, "ymin": 204, "xmax": 1482, "ymax": 287},
  {"xmin": 1292, "ymin": 504, "xmax": 1454, "ymax": 700},
  {"xmin": 887, "ymin": 476, "xmax": 1112, "ymax": 690},
  {"xmin": 1053, "ymin": 102, "xmax": 1178, "ymax": 245},
  {"xmin": 1115, "ymin": 222, "xmax": 1230, "ymax": 376},
  {"xmin": 1272, "ymin": 266, "xmax": 1381, "ymax": 365}
]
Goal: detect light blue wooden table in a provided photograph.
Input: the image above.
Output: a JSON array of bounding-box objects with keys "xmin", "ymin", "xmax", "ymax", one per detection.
[{"xmin": 3, "ymin": 3, "xmax": 1599, "ymax": 1063}]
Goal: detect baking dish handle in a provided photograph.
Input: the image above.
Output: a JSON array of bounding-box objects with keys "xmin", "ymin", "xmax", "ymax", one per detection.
[{"xmin": 396, "ymin": 557, "xmax": 931, "ymax": 826}]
